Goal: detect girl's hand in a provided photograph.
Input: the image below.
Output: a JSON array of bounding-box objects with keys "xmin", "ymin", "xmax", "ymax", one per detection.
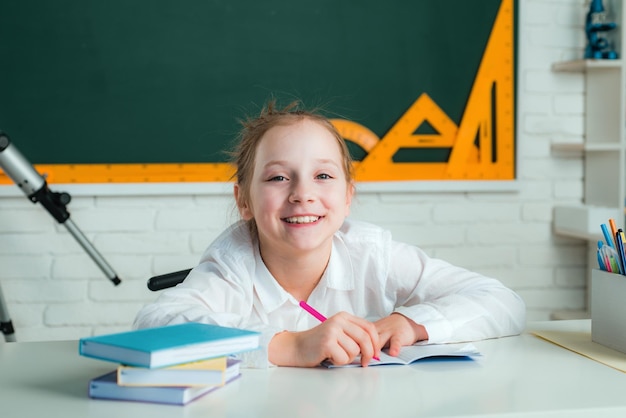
[
  {"xmin": 375, "ymin": 313, "xmax": 428, "ymax": 356},
  {"xmin": 269, "ymin": 312, "xmax": 380, "ymax": 367}
]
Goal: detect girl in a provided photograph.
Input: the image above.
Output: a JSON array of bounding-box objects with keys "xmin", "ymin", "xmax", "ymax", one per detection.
[{"xmin": 133, "ymin": 101, "xmax": 526, "ymax": 368}]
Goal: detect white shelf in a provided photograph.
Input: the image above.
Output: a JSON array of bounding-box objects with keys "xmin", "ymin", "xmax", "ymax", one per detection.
[
  {"xmin": 550, "ymin": 0, "xmax": 626, "ymax": 319},
  {"xmin": 553, "ymin": 205, "xmax": 622, "ymax": 240}
]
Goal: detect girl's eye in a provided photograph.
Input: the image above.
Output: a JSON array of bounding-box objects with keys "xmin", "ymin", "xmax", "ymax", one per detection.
[
  {"xmin": 316, "ymin": 173, "xmax": 332, "ymax": 180},
  {"xmin": 268, "ymin": 175, "xmax": 287, "ymax": 182}
]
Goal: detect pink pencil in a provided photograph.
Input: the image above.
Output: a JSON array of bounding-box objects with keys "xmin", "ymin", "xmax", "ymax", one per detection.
[
  {"xmin": 299, "ymin": 300, "xmax": 328, "ymax": 322},
  {"xmin": 298, "ymin": 300, "xmax": 380, "ymax": 361}
]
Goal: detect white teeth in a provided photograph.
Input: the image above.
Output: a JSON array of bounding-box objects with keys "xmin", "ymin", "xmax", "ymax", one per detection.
[{"xmin": 284, "ymin": 216, "xmax": 320, "ymax": 224}]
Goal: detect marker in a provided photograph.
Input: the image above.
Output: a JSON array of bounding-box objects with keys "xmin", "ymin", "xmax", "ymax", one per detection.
[
  {"xmin": 598, "ymin": 241, "xmax": 609, "ymax": 271},
  {"xmin": 609, "ymin": 218, "xmax": 619, "ymax": 246},
  {"xmin": 597, "ymin": 247, "xmax": 607, "ymax": 271},
  {"xmin": 602, "ymin": 251, "xmax": 613, "ymax": 273},
  {"xmin": 615, "ymin": 229, "xmax": 626, "ymax": 272},
  {"xmin": 299, "ymin": 300, "xmax": 380, "ymax": 361},
  {"xmin": 607, "ymin": 248, "xmax": 620, "ymax": 273},
  {"xmin": 601, "ymin": 223, "xmax": 615, "ymax": 248}
]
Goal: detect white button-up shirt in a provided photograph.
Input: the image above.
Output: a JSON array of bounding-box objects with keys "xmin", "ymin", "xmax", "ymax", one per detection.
[{"xmin": 134, "ymin": 219, "xmax": 526, "ymax": 367}]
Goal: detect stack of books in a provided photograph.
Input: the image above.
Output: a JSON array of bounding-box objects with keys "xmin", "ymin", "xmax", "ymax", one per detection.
[{"xmin": 79, "ymin": 322, "xmax": 260, "ymax": 405}]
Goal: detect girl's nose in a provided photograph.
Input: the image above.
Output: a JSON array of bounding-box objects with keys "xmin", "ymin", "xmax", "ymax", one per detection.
[{"xmin": 289, "ymin": 180, "xmax": 315, "ymax": 203}]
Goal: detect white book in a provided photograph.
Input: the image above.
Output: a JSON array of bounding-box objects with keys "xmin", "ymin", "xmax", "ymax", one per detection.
[{"xmin": 117, "ymin": 357, "xmax": 240, "ymax": 387}]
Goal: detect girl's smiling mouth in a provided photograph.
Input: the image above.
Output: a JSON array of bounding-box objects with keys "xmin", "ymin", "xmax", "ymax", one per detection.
[{"xmin": 283, "ymin": 216, "xmax": 321, "ymax": 224}]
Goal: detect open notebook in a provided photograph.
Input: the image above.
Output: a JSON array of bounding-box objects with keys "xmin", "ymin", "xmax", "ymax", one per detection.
[{"xmin": 322, "ymin": 342, "xmax": 481, "ymax": 368}]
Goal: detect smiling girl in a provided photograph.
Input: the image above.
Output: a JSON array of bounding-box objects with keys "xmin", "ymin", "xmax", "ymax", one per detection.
[{"xmin": 133, "ymin": 100, "xmax": 526, "ymax": 368}]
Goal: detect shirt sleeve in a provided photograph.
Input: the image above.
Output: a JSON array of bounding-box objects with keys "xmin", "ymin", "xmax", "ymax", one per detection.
[
  {"xmin": 387, "ymin": 240, "xmax": 526, "ymax": 343},
  {"xmin": 132, "ymin": 249, "xmax": 280, "ymax": 368}
]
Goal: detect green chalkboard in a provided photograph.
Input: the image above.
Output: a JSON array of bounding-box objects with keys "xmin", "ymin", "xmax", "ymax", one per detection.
[{"xmin": 0, "ymin": 0, "xmax": 503, "ymax": 165}]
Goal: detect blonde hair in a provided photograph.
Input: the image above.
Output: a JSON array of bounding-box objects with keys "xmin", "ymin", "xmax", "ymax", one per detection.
[{"xmin": 230, "ymin": 100, "xmax": 353, "ymax": 215}]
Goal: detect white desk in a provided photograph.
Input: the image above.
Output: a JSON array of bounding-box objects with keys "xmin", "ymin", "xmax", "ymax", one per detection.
[{"xmin": 2, "ymin": 320, "xmax": 626, "ymax": 418}]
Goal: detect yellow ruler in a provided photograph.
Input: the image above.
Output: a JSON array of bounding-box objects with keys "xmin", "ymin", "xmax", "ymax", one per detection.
[{"xmin": 339, "ymin": 0, "xmax": 515, "ymax": 181}]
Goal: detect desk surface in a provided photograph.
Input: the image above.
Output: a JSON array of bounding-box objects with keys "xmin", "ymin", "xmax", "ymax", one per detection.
[{"xmin": 2, "ymin": 320, "xmax": 626, "ymax": 418}]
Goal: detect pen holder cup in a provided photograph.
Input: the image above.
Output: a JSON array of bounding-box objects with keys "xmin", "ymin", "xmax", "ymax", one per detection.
[{"xmin": 591, "ymin": 269, "xmax": 626, "ymax": 354}]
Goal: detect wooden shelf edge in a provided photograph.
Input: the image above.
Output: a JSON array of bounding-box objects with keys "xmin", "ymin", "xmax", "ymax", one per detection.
[
  {"xmin": 552, "ymin": 59, "xmax": 623, "ymax": 72},
  {"xmin": 550, "ymin": 310, "xmax": 590, "ymax": 320},
  {"xmin": 553, "ymin": 226, "xmax": 601, "ymax": 241},
  {"xmin": 551, "ymin": 143, "xmax": 584, "ymax": 153},
  {"xmin": 551, "ymin": 142, "xmax": 623, "ymax": 153}
]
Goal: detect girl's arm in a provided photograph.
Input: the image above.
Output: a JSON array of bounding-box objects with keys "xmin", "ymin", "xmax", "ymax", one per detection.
[
  {"xmin": 133, "ymin": 257, "xmax": 282, "ymax": 368},
  {"xmin": 385, "ymin": 241, "xmax": 526, "ymax": 344}
]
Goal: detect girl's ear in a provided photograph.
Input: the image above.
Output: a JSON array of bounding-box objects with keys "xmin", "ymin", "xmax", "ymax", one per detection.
[
  {"xmin": 344, "ymin": 181, "xmax": 355, "ymax": 216},
  {"xmin": 233, "ymin": 183, "xmax": 253, "ymax": 220}
]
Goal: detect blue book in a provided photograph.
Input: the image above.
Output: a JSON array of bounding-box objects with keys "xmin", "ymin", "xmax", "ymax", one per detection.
[
  {"xmin": 79, "ymin": 323, "xmax": 259, "ymax": 368},
  {"xmin": 89, "ymin": 369, "xmax": 241, "ymax": 405}
]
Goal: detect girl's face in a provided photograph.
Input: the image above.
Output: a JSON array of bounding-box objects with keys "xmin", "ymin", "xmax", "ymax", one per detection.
[{"xmin": 236, "ymin": 119, "xmax": 353, "ymax": 259}]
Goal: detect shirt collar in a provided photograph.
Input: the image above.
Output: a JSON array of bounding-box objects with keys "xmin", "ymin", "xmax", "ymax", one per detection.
[
  {"xmin": 252, "ymin": 233, "xmax": 355, "ymax": 314},
  {"xmin": 324, "ymin": 233, "xmax": 355, "ymax": 291}
]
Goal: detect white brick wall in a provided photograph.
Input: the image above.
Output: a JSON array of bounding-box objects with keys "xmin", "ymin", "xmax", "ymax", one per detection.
[{"xmin": 0, "ymin": 0, "xmax": 591, "ymax": 342}]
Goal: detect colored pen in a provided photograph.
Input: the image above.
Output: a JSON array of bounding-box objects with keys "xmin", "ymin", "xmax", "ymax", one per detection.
[
  {"xmin": 597, "ymin": 247, "xmax": 607, "ymax": 271},
  {"xmin": 616, "ymin": 229, "xmax": 626, "ymax": 276},
  {"xmin": 597, "ymin": 241, "xmax": 609, "ymax": 272},
  {"xmin": 299, "ymin": 300, "xmax": 328, "ymax": 322},
  {"xmin": 607, "ymin": 248, "xmax": 620, "ymax": 273},
  {"xmin": 298, "ymin": 300, "xmax": 380, "ymax": 361},
  {"xmin": 601, "ymin": 223, "xmax": 615, "ymax": 249},
  {"xmin": 602, "ymin": 251, "xmax": 613, "ymax": 273},
  {"xmin": 609, "ymin": 218, "xmax": 619, "ymax": 246}
]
